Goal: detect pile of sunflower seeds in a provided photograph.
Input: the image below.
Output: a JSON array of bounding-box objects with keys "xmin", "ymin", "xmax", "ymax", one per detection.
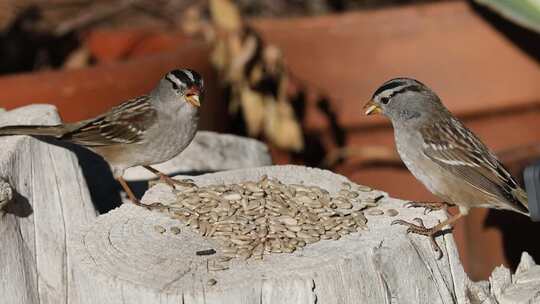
[{"xmin": 158, "ymin": 175, "xmax": 381, "ymax": 260}]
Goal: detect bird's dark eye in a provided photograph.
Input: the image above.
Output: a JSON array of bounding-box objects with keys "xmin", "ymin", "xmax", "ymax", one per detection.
[
  {"xmin": 380, "ymin": 97, "xmax": 390, "ymax": 104},
  {"xmin": 171, "ymin": 83, "xmax": 179, "ymax": 90}
]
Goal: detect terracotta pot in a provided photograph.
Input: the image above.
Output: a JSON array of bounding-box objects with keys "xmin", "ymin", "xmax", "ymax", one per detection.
[{"xmin": 85, "ymin": 29, "xmax": 191, "ymax": 62}]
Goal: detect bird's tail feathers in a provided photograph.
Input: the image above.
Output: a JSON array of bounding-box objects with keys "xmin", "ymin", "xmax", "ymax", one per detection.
[
  {"xmin": 0, "ymin": 125, "xmax": 66, "ymax": 138},
  {"xmin": 512, "ymin": 187, "xmax": 529, "ymax": 216}
]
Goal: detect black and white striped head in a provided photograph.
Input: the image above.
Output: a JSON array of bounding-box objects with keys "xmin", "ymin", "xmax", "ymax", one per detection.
[
  {"xmin": 161, "ymin": 69, "xmax": 204, "ymax": 108},
  {"xmin": 364, "ymin": 78, "xmax": 442, "ymax": 121}
]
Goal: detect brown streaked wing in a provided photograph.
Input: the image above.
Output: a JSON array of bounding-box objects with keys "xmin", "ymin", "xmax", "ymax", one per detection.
[
  {"xmin": 63, "ymin": 96, "xmax": 157, "ymax": 146},
  {"xmin": 421, "ymin": 118, "xmax": 527, "ymax": 213}
]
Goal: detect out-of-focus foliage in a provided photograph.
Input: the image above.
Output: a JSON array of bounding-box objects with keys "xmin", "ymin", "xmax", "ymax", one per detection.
[
  {"xmin": 183, "ymin": 0, "xmax": 304, "ymax": 152},
  {"xmin": 232, "ymin": 0, "xmax": 442, "ymax": 17},
  {"xmin": 183, "ymin": 0, "xmax": 348, "ymax": 164},
  {"xmin": 0, "ymin": 6, "xmax": 80, "ymax": 74},
  {"xmin": 474, "ymin": 0, "xmax": 540, "ymax": 33}
]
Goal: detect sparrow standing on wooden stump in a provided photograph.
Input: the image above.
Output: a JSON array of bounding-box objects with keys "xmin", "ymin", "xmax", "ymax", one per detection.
[
  {"xmin": 364, "ymin": 78, "xmax": 529, "ymax": 258},
  {"xmin": 0, "ymin": 69, "xmax": 204, "ymax": 206}
]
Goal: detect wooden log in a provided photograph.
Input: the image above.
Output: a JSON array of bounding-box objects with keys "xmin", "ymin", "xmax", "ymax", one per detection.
[
  {"xmin": 72, "ymin": 165, "xmax": 471, "ymax": 303},
  {"xmin": 468, "ymin": 252, "xmax": 540, "ymax": 303},
  {"xmin": 0, "ymin": 105, "xmax": 98, "ymax": 304},
  {"xmin": 0, "ymin": 105, "xmax": 273, "ymax": 303},
  {"xmin": 7, "ymin": 105, "xmax": 537, "ymax": 303}
]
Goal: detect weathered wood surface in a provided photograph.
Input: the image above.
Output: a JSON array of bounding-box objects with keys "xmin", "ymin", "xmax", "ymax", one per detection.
[
  {"xmin": 3, "ymin": 105, "xmax": 538, "ymax": 304},
  {"xmin": 0, "ymin": 105, "xmax": 98, "ymax": 304},
  {"xmin": 0, "ymin": 105, "xmax": 273, "ymax": 304},
  {"xmin": 481, "ymin": 252, "xmax": 540, "ymax": 304},
  {"xmin": 73, "ymin": 165, "xmax": 471, "ymax": 304}
]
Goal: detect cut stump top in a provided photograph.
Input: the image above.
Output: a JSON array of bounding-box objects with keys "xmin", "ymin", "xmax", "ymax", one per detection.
[{"xmin": 73, "ymin": 165, "xmax": 467, "ymax": 303}]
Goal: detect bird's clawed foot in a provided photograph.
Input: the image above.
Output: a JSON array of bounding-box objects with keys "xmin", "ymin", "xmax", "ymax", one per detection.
[
  {"xmin": 143, "ymin": 165, "xmax": 196, "ymax": 189},
  {"xmin": 129, "ymin": 200, "xmax": 196, "ymax": 215},
  {"xmin": 391, "ymin": 217, "xmax": 443, "ymax": 259},
  {"xmin": 157, "ymin": 174, "xmax": 195, "ymax": 189},
  {"xmin": 403, "ymin": 201, "xmax": 453, "ymax": 215},
  {"xmin": 121, "ymin": 195, "xmax": 158, "ymax": 210}
]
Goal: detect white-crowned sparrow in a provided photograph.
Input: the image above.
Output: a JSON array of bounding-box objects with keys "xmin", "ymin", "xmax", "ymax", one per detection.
[
  {"xmin": 0, "ymin": 69, "xmax": 204, "ymax": 206},
  {"xmin": 365, "ymin": 78, "xmax": 528, "ymax": 258}
]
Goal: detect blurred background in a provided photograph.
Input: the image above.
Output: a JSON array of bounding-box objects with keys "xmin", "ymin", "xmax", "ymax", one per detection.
[{"xmin": 0, "ymin": 0, "xmax": 538, "ymax": 280}]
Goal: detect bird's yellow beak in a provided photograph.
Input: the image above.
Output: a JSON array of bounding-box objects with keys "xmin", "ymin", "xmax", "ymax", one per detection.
[
  {"xmin": 186, "ymin": 94, "xmax": 201, "ymax": 107},
  {"xmin": 185, "ymin": 86, "xmax": 201, "ymax": 107},
  {"xmin": 364, "ymin": 99, "xmax": 382, "ymax": 115}
]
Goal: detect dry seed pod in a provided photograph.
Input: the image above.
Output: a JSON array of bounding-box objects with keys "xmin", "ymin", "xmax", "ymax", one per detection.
[
  {"xmin": 222, "ymin": 192, "xmax": 242, "ymax": 201},
  {"xmin": 199, "ymin": 222, "xmax": 210, "ymax": 236},
  {"xmin": 237, "ymin": 248, "xmax": 254, "ymax": 260},
  {"xmin": 269, "ymin": 224, "xmax": 287, "ymax": 233},
  {"xmin": 304, "ymin": 236, "xmax": 320, "ymax": 244},
  {"xmin": 245, "ymin": 182, "xmax": 261, "ymax": 192},
  {"xmin": 218, "ymin": 256, "xmax": 233, "ymax": 263},
  {"xmin": 363, "ymin": 200, "xmax": 378, "ymax": 207},
  {"xmin": 366, "ymin": 209, "xmax": 384, "ymax": 216},
  {"xmin": 258, "ymin": 175, "xmax": 270, "ymax": 188},
  {"xmin": 287, "ymin": 225, "xmax": 302, "ymax": 232},
  {"xmin": 338, "ymin": 189, "xmax": 351, "ymax": 196},
  {"xmin": 252, "ymin": 191, "xmax": 265, "ymax": 198},
  {"xmin": 306, "ymin": 229, "xmax": 321, "ymax": 238},
  {"xmin": 304, "ymin": 213, "xmax": 319, "ymax": 223},
  {"xmin": 154, "ymin": 225, "xmax": 166, "ymax": 234},
  {"xmin": 322, "ymin": 219, "xmax": 338, "ymax": 231},
  {"xmin": 346, "ymin": 191, "xmax": 359, "ymax": 199},
  {"xmin": 170, "ymin": 226, "xmax": 181, "ymax": 235},
  {"xmin": 205, "ymin": 225, "xmax": 217, "ymax": 237},
  {"xmin": 352, "ymin": 213, "xmax": 367, "ymax": 226},
  {"xmin": 215, "ymin": 185, "xmax": 227, "ymax": 192},
  {"xmin": 295, "ymin": 195, "xmax": 312, "ymax": 204},
  {"xmin": 334, "ymin": 200, "xmax": 353, "ymax": 209},
  {"xmin": 296, "ymin": 231, "xmax": 311, "ymax": 239},
  {"xmin": 356, "ymin": 185, "xmax": 373, "ymax": 192},
  {"xmin": 330, "ymin": 234, "xmax": 341, "ymax": 241},
  {"xmin": 198, "ymin": 206, "xmax": 213, "ymax": 214},
  {"xmin": 158, "ymin": 177, "xmax": 377, "ymax": 261},
  {"xmin": 386, "ymin": 209, "xmax": 399, "ymax": 217},
  {"xmin": 277, "ymin": 215, "xmax": 297, "ymax": 226},
  {"xmin": 338, "ymin": 229, "xmax": 351, "ymax": 236},
  {"xmin": 209, "ymin": 262, "xmax": 229, "ymax": 271}
]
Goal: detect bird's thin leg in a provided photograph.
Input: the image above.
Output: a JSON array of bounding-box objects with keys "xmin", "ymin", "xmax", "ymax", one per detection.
[
  {"xmin": 143, "ymin": 165, "xmax": 195, "ymax": 189},
  {"xmin": 117, "ymin": 176, "xmax": 194, "ymax": 213},
  {"xmin": 117, "ymin": 176, "xmax": 144, "ymax": 206},
  {"xmin": 392, "ymin": 212, "xmax": 464, "ymax": 259},
  {"xmin": 403, "ymin": 201, "xmax": 454, "ymax": 214}
]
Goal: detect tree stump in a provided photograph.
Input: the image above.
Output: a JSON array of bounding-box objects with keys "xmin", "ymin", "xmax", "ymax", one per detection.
[
  {"xmin": 0, "ymin": 105, "xmax": 273, "ymax": 304},
  {"xmin": 73, "ymin": 166, "xmax": 470, "ymax": 304},
  {"xmin": 6, "ymin": 105, "xmax": 536, "ymax": 303},
  {"xmin": 475, "ymin": 252, "xmax": 540, "ymax": 303},
  {"xmin": 0, "ymin": 105, "xmax": 98, "ymax": 304}
]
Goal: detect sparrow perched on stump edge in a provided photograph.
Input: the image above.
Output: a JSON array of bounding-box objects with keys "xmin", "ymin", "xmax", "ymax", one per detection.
[
  {"xmin": 365, "ymin": 78, "xmax": 528, "ymax": 258},
  {"xmin": 0, "ymin": 69, "xmax": 204, "ymax": 206}
]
